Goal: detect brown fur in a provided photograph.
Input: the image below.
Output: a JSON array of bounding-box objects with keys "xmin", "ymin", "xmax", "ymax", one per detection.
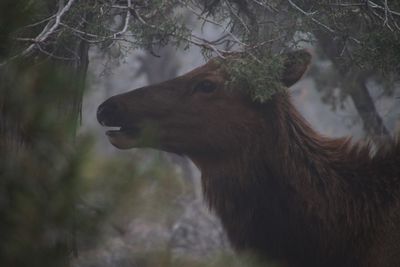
[{"xmin": 97, "ymin": 51, "xmax": 400, "ymax": 267}]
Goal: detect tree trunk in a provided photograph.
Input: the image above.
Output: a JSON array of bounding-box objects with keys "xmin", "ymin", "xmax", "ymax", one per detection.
[{"xmin": 313, "ymin": 30, "xmax": 391, "ymax": 141}]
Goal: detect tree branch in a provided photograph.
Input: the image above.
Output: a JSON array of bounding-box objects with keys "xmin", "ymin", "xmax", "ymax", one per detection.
[
  {"xmin": 0, "ymin": 0, "xmax": 76, "ymax": 67},
  {"xmin": 113, "ymin": 0, "xmax": 132, "ymax": 38}
]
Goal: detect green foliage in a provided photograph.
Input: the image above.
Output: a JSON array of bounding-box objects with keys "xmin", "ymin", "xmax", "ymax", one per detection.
[
  {"xmin": 291, "ymin": 0, "xmax": 400, "ymax": 77},
  {"xmin": 130, "ymin": 15, "xmax": 191, "ymax": 51},
  {"xmin": 0, "ymin": 60, "xmax": 185, "ymax": 267},
  {"xmin": 0, "ymin": 62, "xmax": 87, "ymax": 267},
  {"xmin": 355, "ymin": 31, "xmax": 400, "ymax": 76},
  {"xmin": 224, "ymin": 50, "xmax": 286, "ymax": 103},
  {"xmin": 0, "ymin": 0, "xmax": 34, "ymax": 59}
]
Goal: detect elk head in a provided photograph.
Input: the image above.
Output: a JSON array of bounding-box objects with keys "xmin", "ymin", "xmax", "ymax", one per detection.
[{"xmin": 97, "ymin": 50, "xmax": 311, "ymax": 160}]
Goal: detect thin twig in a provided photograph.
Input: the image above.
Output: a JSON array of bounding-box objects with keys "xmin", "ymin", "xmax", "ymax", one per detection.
[
  {"xmin": 224, "ymin": 0, "xmax": 250, "ymax": 33},
  {"xmin": 250, "ymin": 0, "xmax": 279, "ymax": 12},
  {"xmin": 288, "ymin": 0, "xmax": 334, "ymax": 33},
  {"xmin": 246, "ymin": 34, "xmax": 285, "ymax": 50},
  {"xmin": 20, "ymin": 15, "xmax": 56, "ymax": 29},
  {"xmin": 328, "ymin": 3, "xmax": 365, "ymax": 7},
  {"xmin": 190, "ymin": 35, "xmax": 229, "ymax": 58},
  {"xmin": 287, "ymin": 0, "xmax": 361, "ymax": 44},
  {"xmin": 368, "ymin": 0, "xmax": 400, "ymax": 17},
  {"xmin": 113, "ymin": 0, "xmax": 132, "ymax": 38},
  {"xmin": 185, "ymin": 3, "xmax": 248, "ymax": 47},
  {"xmin": 327, "ymin": 0, "xmax": 399, "ymax": 31},
  {"xmin": 183, "ymin": 2, "xmax": 223, "ymax": 27},
  {"xmin": 36, "ymin": 43, "xmax": 75, "ymax": 61},
  {"xmin": 383, "ymin": 0, "xmax": 389, "ymax": 26},
  {"xmin": 38, "ymin": 0, "xmax": 76, "ymax": 43}
]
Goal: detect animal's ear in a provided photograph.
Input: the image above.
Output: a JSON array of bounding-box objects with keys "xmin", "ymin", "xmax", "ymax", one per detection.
[{"xmin": 281, "ymin": 50, "xmax": 312, "ymax": 87}]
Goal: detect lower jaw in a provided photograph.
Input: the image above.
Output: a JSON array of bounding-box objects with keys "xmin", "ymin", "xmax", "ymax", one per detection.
[{"xmin": 106, "ymin": 131, "xmax": 139, "ymax": 149}]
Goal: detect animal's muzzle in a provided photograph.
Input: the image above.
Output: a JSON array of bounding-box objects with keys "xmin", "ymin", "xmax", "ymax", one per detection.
[{"xmin": 97, "ymin": 98, "xmax": 125, "ymax": 127}]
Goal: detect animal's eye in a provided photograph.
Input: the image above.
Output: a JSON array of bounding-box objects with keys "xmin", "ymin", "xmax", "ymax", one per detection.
[{"xmin": 194, "ymin": 80, "xmax": 217, "ymax": 93}]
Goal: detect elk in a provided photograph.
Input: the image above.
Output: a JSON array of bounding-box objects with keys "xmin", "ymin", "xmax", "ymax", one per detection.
[{"xmin": 97, "ymin": 50, "xmax": 400, "ymax": 267}]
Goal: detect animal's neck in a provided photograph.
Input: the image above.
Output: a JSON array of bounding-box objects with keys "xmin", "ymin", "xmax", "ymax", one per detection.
[
  {"xmin": 195, "ymin": 93, "xmax": 350, "ymax": 210},
  {"xmin": 190, "ymin": 93, "xmax": 383, "ymax": 265}
]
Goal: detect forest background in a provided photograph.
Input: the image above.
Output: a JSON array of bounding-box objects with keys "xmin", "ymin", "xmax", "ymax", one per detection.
[{"xmin": 0, "ymin": 1, "xmax": 399, "ymax": 266}]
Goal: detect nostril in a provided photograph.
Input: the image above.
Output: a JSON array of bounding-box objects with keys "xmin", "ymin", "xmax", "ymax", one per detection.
[{"xmin": 97, "ymin": 100, "xmax": 120, "ymax": 126}]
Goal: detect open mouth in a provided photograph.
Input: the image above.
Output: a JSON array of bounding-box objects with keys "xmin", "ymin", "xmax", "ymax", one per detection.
[
  {"xmin": 105, "ymin": 125, "xmax": 141, "ymax": 137},
  {"xmin": 101, "ymin": 124, "xmax": 142, "ymax": 149}
]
